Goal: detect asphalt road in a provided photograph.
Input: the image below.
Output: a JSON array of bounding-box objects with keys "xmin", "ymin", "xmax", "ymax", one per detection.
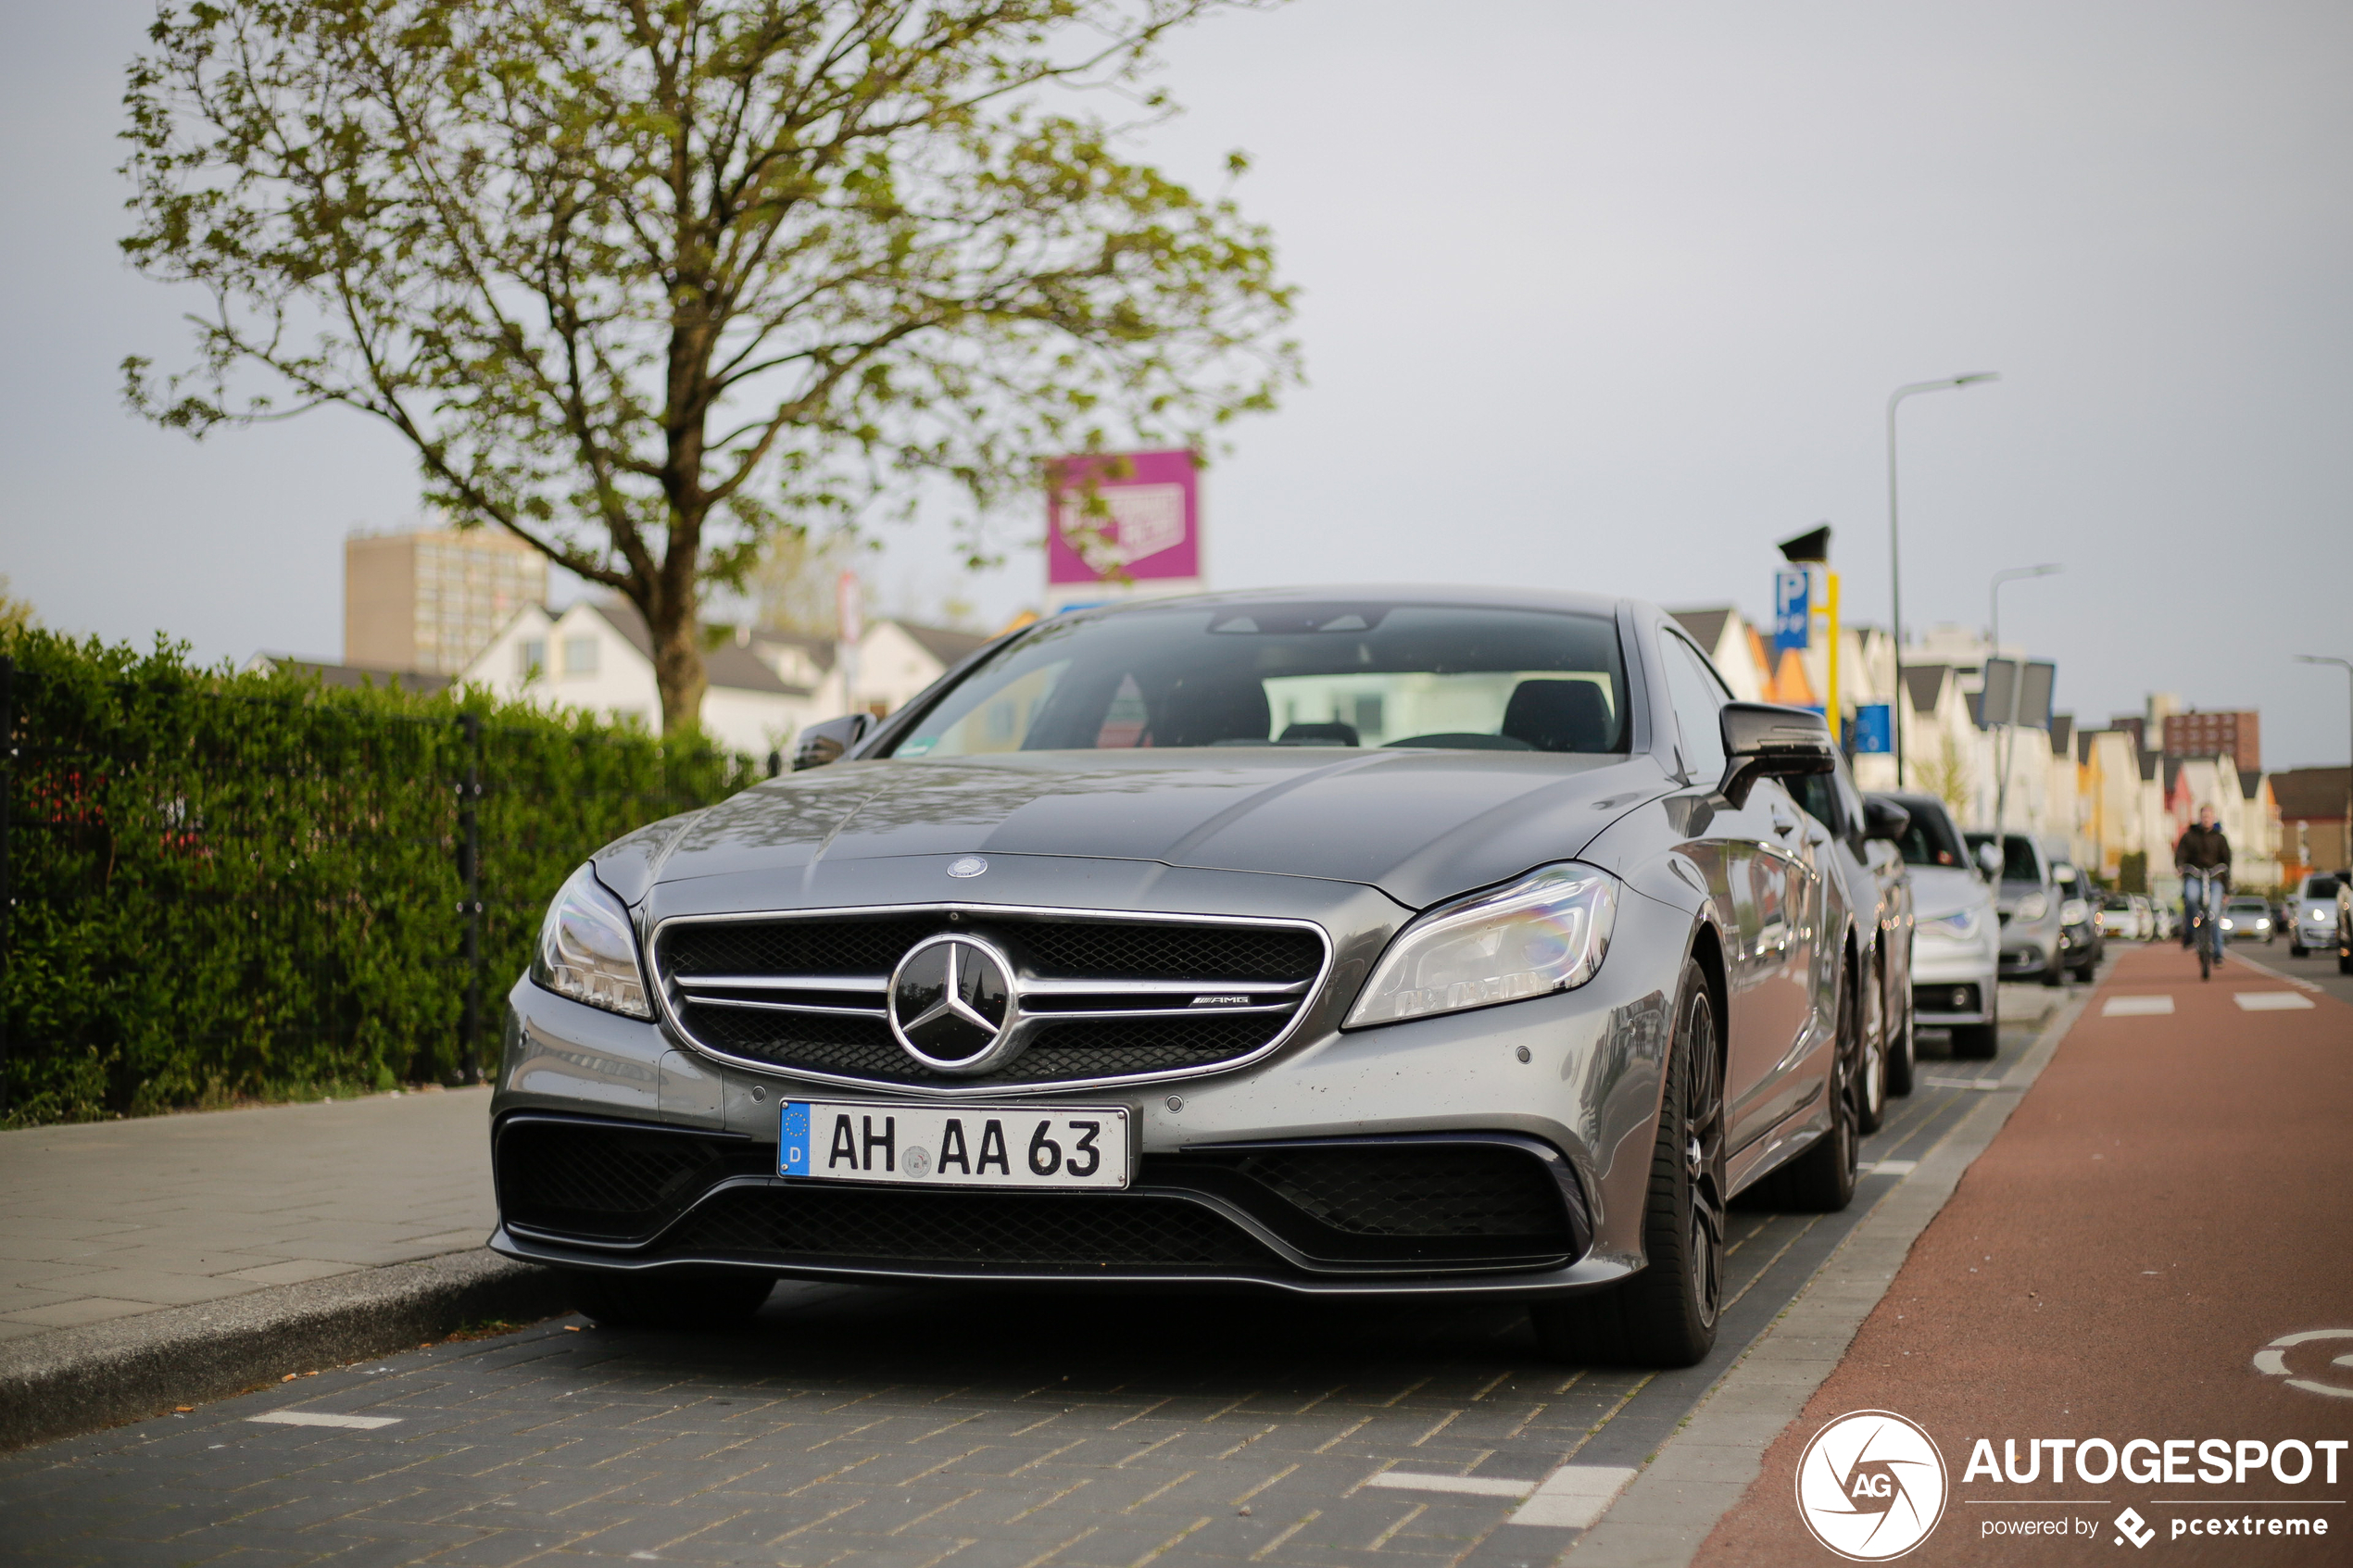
[{"xmin": 0, "ymin": 1004, "xmax": 2068, "ymax": 1568}]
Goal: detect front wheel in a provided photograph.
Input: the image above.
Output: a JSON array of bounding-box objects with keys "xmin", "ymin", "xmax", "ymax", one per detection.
[
  {"xmin": 2198, "ymin": 932, "xmax": 2212, "ymax": 981},
  {"xmin": 1530, "ymin": 956, "xmax": 1723, "ymax": 1369}
]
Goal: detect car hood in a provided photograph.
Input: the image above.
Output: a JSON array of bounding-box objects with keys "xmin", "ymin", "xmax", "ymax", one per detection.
[
  {"xmin": 600, "ymin": 748, "xmax": 1673, "ymax": 911},
  {"xmin": 1906, "ymin": 867, "xmax": 1993, "ymax": 922}
]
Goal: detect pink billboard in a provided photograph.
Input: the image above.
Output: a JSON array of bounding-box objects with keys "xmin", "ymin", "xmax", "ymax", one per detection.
[{"xmin": 1045, "ymin": 449, "xmax": 1201, "ymax": 588}]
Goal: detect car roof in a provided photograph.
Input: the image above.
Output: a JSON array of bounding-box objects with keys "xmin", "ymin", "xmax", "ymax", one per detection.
[{"xmin": 1050, "ymin": 584, "xmax": 1629, "ymax": 621}]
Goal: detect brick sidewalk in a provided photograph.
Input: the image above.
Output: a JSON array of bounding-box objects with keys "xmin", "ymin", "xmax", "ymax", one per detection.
[
  {"xmin": 0, "ymin": 1088, "xmax": 494, "ymax": 1343},
  {"xmin": 1690, "ymin": 946, "xmax": 2353, "ymax": 1566}
]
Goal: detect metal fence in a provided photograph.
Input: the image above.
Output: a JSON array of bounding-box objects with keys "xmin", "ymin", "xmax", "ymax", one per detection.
[{"xmin": 0, "ymin": 650, "xmax": 754, "ymax": 1125}]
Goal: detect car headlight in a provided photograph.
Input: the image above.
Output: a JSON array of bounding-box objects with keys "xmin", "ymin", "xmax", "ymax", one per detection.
[
  {"xmin": 1925, "ymin": 908, "xmax": 1983, "ymax": 940},
  {"xmin": 530, "ymin": 863, "xmax": 653, "ymax": 1019},
  {"xmin": 1348, "ymin": 863, "xmax": 1618, "ymax": 1028},
  {"xmin": 2060, "ymin": 897, "xmax": 2089, "ymax": 926},
  {"xmin": 2013, "ymin": 892, "xmax": 2048, "ymax": 922}
]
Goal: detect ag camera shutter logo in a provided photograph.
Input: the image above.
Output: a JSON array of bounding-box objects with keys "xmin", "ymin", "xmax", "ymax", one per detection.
[{"xmin": 1795, "ymin": 1410, "xmax": 1949, "ymax": 1561}]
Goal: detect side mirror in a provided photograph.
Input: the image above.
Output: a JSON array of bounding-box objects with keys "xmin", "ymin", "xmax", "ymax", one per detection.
[
  {"xmin": 1717, "ymin": 702, "xmax": 1835, "ymax": 809},
  {"xmin": 793, "ymin": 713, "xmax": 873, "ymax": 771},
  {"xmin": 1862, "ymin": 797, "xmax": 1911, "ymax": 844},
  {"xmin": 1975, "ymin": 840, "xmax": 2004, "ymax": 881}
]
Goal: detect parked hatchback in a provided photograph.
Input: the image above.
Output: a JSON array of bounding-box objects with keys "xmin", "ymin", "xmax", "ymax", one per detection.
[
  {"xmin": 2288, "ymin": 873, "xmax": 2344, "ymax": 958},
  {"xmin": 1966, "ymin": 832, "xmax": 2064, "ymax": 988},
  {"xmin": 1881, "ymin": 793, "xmax": 1999, "ymax": 1060}
]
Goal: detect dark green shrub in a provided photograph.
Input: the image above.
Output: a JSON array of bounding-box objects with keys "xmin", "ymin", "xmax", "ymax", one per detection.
[{"xmin": 0, "ymin": 630, "xmax": 753, "ymax": 1126}]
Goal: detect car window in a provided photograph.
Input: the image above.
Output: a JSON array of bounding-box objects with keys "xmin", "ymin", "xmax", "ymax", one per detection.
[
  {"xmin": 1887, "ymin": 797, "xmax": 1967, "ymax": 868},
  {"xmin": 1966, "ymin": 832, "xmax": 2043, "ymax": 883},
  {"xmin": 2305, "ymin": 876, "xmax": 2342, "ymax": 899},
  {"xmin": 1659, "ymin": 636, "xmax": 1729, "ymax": 782},
  {"xmin": 885, "ymin": 602, "xmax": 1630, "ymax": 757}
]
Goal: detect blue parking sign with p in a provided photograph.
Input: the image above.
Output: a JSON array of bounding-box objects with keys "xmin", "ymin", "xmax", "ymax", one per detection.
[
  {"xmin": 1773, "ymin": 568, "xmax": 1810, "ymax": 651},
  {"xmin": 779, "ymin": 1102, "xmax": 811, "ymax": 1175}
]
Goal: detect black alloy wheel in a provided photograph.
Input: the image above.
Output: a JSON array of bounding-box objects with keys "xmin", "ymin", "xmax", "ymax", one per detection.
[
  {"xmin": 1756, "ymin": 969, "xmax": 1859, "ymax": 1213},
  {"xmin": 1856, "ymin": 953, "xmax": 1889, "ymax": 1135},
  {"xmin": 563, "ymin": 1269, "xmax": 775, "ymax": 1330},
  {"xmin": 1530, "ymin": 956, "xmax": 1724, "ymax": 1369}
]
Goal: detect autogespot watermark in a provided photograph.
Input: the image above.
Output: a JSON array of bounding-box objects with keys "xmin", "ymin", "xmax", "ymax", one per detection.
[
  {"xmin": 1795, "ymin": 1411, "xmax": 1950, "ymax": 1560},
  {"xmin": 1797, "ymin": 1413, "xmax": 2348, "ymax": 1556},
  {"xmin": 1959, "ymin": 1434, "xmax": 2346, "ymax": 1549}
]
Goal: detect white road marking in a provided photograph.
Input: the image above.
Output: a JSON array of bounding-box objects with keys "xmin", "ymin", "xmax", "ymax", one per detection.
[
  {"xmin": 1364, "ymin": 1472, "xmax": 1534, "ymax": 1499},
  {"xmin": 1866, "ymin": 1160, "xmax": 1918, "ymax": 1177},
  {"xmin": 1922, "ymin": 1077, "xmax": 2003, "ymax": 1090},
  {"xmin": 2101, "ymin": 995, "xmax": 2175, "ymax": 1017},
  {"xmin": 2253, "ymin": 1329, "xmax": 2353, "ymax": 1399},
  {"xmin": 2233, "ymin": 992, "xmax": 2316, "ymax": 1011},
  {"xmin": 245, "ymin": 1411, "xmax": 402, "ymax": 1430},
  {"xmin": 1507, "ymin": 1465, "xmax": 1640, "ymax": 1529}
]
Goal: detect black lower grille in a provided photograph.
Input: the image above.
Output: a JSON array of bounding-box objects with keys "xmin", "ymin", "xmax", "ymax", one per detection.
[
  {"xmin": 1227, "ymin": 1144, "xmax": 1568, "ymax": 1238},
  {"xmin": 497, "ymin": 1119, "xmax": 762, "ymax": 1240},
  {"xmin": 670, "ymin": 1185, "xmax": 1270, "ymax": 1269},
  {"xmin": 680, "ymin": 1008, "xmax": 1290, "ymax": 1088}
]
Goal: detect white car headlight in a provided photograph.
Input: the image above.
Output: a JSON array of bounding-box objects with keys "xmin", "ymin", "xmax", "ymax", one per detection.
[
  {"xmin": 2060, "ymin": 897, "xmax": 2089, "ymax": 926},
  {"xmin": 1924, "ymin": 908, "xmax": 1983, "ymax": 940},
  {"xmin": 531, "ymin": 863, "xmax": 653, "ymax": 1019},
  {"xmin": 1348, "ymin": 863, "xmax": 1618, "ymax": 1028},
  {"xmin": 2013, "ymin": 892, "xmax": 2049, "ymax": 922}
]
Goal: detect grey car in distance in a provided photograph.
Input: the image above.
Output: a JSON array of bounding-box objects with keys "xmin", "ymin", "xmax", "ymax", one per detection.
[{"xmin": 492, "ymin": 589, "xmax": 1868, "ymax": 1369}]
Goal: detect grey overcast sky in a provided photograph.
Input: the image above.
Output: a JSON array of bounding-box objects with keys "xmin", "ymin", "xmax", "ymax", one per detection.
[{"xmin": 3, "ymin": 1, "xmax": 2348, "ymax": 764}]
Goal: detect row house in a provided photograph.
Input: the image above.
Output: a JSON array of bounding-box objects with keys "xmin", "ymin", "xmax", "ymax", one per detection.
[{"xmin": 1670, "ymin": 606, "xmax": 2289, "ymax": 891}]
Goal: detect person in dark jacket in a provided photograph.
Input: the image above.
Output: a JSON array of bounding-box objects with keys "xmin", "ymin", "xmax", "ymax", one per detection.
[{"xmin": 2175, "ymin": 806, "xmax": 2231, "ymax": 949}]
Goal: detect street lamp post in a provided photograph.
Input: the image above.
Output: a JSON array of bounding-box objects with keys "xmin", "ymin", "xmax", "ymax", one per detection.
[
  {"xmin": 2295, "ymin": 654, "xmax": 2353, "ymax": 871},
  {"xmin": 1887, "ymin": 372, "xmax": 2000, "ymax": 788},
  {"xmin": 1989, "ymin": 563, "xmax": 2063, "ymax": 849}
]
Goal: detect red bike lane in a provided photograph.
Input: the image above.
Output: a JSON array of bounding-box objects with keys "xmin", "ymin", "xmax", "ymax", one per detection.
[{"xmin": 1691, "ymin": 945, "xmax": 2353, "ymax": 1565}]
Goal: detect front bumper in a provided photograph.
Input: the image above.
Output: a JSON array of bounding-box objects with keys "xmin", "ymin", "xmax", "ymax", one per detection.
[
  {"xmin": 1910, "ymin": 932, "xmax": 1998, "ymax": 1023},
  {"xmin": 488, "ymin": 869, "xmax": 1703, "ymax": 1298}
]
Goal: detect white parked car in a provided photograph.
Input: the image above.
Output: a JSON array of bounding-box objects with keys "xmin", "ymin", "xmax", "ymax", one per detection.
[
  {"xmin": 2288, "ymin": 872, "xmax": 2345, "ymax": 958},
  {"xmin": 1873, "ymin": 791, "xmax": 2000, "ymax": 1060}
]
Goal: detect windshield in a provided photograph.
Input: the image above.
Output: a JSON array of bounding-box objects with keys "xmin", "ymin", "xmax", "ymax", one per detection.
[
  {"xmin": 1965, "ymin": 832, "xmax": 2042, "ymax": 883},
  {"xmin": 2303, "ymin": 876, "xmax": 2342, "ymax": 899},
  {"xmin": 883, "ymin": 602, "xmax": 1630, "ymax": 758},
  {"xmin": 1887, "ymin": 797, "xmax": 1968, "ymax": 869}
]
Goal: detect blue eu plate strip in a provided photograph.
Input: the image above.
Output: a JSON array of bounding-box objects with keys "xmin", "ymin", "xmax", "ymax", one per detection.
[{"xmin": 778, "ymin": 1102, "xmax": 811, "ymax": 1177}]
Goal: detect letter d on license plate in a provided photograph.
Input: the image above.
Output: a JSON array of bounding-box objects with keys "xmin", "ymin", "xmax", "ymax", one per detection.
[{"xmin": 779, "ymin": 1101, "xmax": 1130, "ymax": 1190}]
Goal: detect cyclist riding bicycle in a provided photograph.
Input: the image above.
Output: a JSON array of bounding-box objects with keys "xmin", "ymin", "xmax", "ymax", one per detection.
[{"xmin": 2175, "ymin": 806, "xmax": 2232, "ymax": 969}]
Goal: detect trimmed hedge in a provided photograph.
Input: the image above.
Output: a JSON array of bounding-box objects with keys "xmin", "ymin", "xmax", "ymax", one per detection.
[{"xmin": 0, "ymin": 630, "xmax": 755, "ymax": 1126}]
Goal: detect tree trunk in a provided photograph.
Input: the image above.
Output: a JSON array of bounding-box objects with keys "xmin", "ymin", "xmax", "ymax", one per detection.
[{"xmin": 646, "ymin": 589, "xmax": 708, "ymax": 738}]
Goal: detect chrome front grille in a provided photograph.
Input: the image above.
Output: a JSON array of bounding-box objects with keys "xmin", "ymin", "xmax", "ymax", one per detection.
[{"xmin": 649, "ymin": 907, "xmax": 1329, "ymax": 1095}]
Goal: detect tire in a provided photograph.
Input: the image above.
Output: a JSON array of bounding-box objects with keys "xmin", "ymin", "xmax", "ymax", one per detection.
[
  {"xmin": 2339, "ymin": 950, "xmax": 2352, "ymax": 975},
  {"xmin": 564, "ymin": 1270, "xmax": 774, "ymax": 1331},
  {"xmin": 2199, "ymin": 937, "xmax": 2211, "ymax": 981},
  {"xmin": 1530, "ymin": 957, "xmax": 1723, "ymax": 1369},
  {"xmin": 1753, "ymin": 972, "xmax": 1859, "ymax": 1213},
  {"xmin": 1951, "ymin": 993, "xmax": 2000, "ymax": 1059},
  {"xmin": 2290, "ymin": 943, "xmax": 2306, "ymax": 959},
  {"xmin": 1885, "ymin": 990, "xmax": 1916, "ymax": 1098},
  {"xmin": 1856, "ymin": 957, "xmax": 1888, "ymax": 1135},
  {"xmin": 2041, "ymin": 960, "xmax": 2062, "ymax": 988}
]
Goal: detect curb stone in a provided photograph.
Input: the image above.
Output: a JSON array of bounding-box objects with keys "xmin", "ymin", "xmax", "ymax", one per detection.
[
  {"xmin": 1562, "ymin": 986, "xmax": 2092, "ymax": 1566},
  {"xmin": 0, "ymin": 1248, "xmax": 571, "ymax": 1451}
]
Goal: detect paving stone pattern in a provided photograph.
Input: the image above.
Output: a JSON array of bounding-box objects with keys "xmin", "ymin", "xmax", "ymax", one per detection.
[
  {"xmin": 0, "ymin": 994, "xmax": 2056, "ymax": 1568},
  {"xmin": 0, "ymin": 1088, "xmax": 496, "ymax": 1342}
]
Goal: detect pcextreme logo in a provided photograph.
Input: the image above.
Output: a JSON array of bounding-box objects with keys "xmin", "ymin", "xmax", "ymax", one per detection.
[{"xmin": 1796, "ymin": 1410, "xmax": 1951, "ymax": 1560}]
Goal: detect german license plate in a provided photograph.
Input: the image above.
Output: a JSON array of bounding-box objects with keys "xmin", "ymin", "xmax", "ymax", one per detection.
[{"xmin": 778, "ymin": 1101, "xmax": 1130, "ymax": 1190}]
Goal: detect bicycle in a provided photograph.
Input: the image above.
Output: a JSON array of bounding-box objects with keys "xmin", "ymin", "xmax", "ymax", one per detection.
[{"xmin": 2183, "ymin": 864, "xmax": 2228, "ymax": 981}]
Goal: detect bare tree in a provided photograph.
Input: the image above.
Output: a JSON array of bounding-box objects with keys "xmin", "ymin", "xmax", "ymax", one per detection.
[{"xmin": 123, "ymin": 0, "xmax": 1296, "ymax": 732}]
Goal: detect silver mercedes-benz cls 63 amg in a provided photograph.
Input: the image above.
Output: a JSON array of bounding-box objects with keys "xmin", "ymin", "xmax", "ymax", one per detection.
[{"xmin": 490, "ymin": 587, "xmax": 1871, "ymax": 1368}]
